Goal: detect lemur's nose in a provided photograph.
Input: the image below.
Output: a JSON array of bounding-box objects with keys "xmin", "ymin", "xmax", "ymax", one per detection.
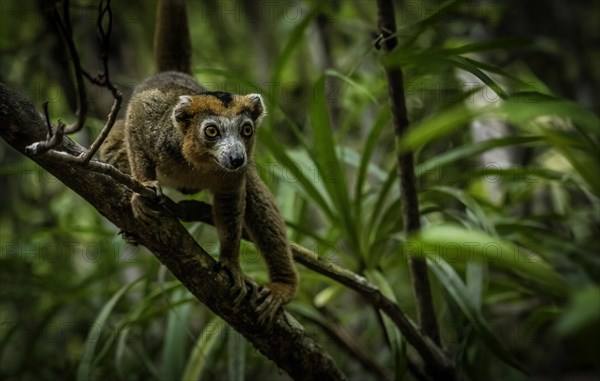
[{"xmin": 229, "ymin": 154, "xmax": 245, "ymax": 169}]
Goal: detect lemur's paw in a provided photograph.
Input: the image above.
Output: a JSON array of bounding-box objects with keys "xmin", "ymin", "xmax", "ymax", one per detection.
[
  {"xmin": 214, "ymin": 260, "xmax": 253, "ymax": 307},
  {"xmin": 254, "ymin": 282, "xmax": 296, "ymax": 326},
  {"xmin": 131, "ymin": 181, "xmax": 163, "ymax": 223}
]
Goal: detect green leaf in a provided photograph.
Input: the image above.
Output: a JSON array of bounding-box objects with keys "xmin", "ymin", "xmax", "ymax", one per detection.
[
  {"xmin": 466, "ymin": 262, "xmax": 486, "ymax": 310},
  {"xmin": 446, "ymin": 56, "xmax": 508, "ymax": 99},
  {"xmin": 310, "ymin": 76, "xmax": 358, "ymax": 251},
  {"xmin": 542, "ymin": 129, "xmax": 600, "ymax": 196},
  {"xmin": 182, "ymin": 318, "xmax": 226, "ymax": 381},
  {"xmin": 422, "ymin": 186, "xmax": 496, "ymax": 234},
  {"xmin": 77, "ymin": 278, "xmax": 144, "ymax": 381},
  {"xmin": 410, "ymin": 225, "xmax": 569, "ymax": 297},
  {"xmin": 262, "ymin": 134, "xmax": 335, "ymax": 221},
  {"xmin": 403, "ymin": 0, "xmax": 473, "ymax": 46},
  {"xmin": 270, "ymin": 10, "xmax": 315, "ymax": 85},
  {"xmin": 554, "ymin": 286, "xmax": 600, "ymax": 336},
  {"xmin": 501, "ymin": 99, "xmax": 600, "ymax": 136},
  {"xmin": 227, "ymin": 330, "xmax": 246, "ymax": 381},
  {"xmin": 314, "ymin": 284, "xmax": 344, "ymax": 308},
  {"xmin": 416, "ymin": 136, "xmax": 543, "ymax": 177},
  {"xmin": 459, "ymin": 56, "xmax": 527, "ymax": 84},
  {"xmin": 367, "ymin": 166, "xmax": 400, "ymax": 244},
  {"xmin": 160, "ymin": 288, "xmax": 193, "ymax": 380},
  {"xmin": 443, "ymin": 38, "xmax": 530, "ymax": 56},
  {"xmin": 355, "ymin": 108, "xmax": 391, "ymax": 223},
  {"xmin": 470, "ymin": 167, "xmax": 567, "ymax": 183},
  {"xmin": 429, "ymin": 260, "xmax": 527, "ymax": 373},
  {"xmin": 325, "ymin": 69, "xmax": 378, "ymax": 103},
  {"xmin": 365, "ymin": 270, "xmax": 407, "ymax": 380},
  {"xmin": 399, "ymin": 104, "xmax": 476, "ymax": 152}
]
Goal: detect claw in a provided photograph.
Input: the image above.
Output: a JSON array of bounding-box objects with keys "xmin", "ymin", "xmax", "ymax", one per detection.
[
  {"xmin": 232, "ymin": 283, "xmax": 247, "ymax": 306},
  {"xmin": 252, "ymin": 282, "xmax": 296, "ymax": 326},
  {"xmin": 131, "ymin": 193, "xmax": 161, "ymax": 223},
  {"xmin": 147, "ymin": 182, "xmax": 165, "ymax": 204},
  {"xmin": 131, "ymin": 181, "xmax": 163, "ymax": 223},
  {"xmin": 152, "ymin": 183, "xmax": 163, "ymax": 198},
  {"xmin": 245, "ymin": 281, "xmax": 258, "ymax": 304},
  {"xmin": 215, "ymin": 260, "xmax": 248, "ymax": 307}
]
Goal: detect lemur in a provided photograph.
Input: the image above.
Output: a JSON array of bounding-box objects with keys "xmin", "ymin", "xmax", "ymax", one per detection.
[{"xmin": 99, "ymin": 0, "xmax": 298, "ymax": 324}]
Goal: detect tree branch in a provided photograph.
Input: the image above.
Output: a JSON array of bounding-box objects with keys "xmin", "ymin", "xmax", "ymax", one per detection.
[
  {"xmin": 26, "ymin": 0, "xmax": 122, "ymax": 165},
  {"xmin": 291, "ymin": 244, "xmax": 454, "ymax": 379},
  {"xmin": 123, "ymin": 185, "xmax": 454, "ymax": 378},
  {"xmin": 375, "ymin": 0, "xmax": 443, "ymax": 349},
  {"xmin": 0, "ymin": 82, "xmax": 346, "ymax": 381}
]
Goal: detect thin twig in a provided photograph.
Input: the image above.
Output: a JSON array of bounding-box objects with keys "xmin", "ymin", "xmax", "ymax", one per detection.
[
  {"xmin": 79, "ymin": 0, "xmax": 122, "ymax": 164},
  {"xmin": 45, "ymin": 151, "xmax": 154, "ymax": 198},
  {"xmin": 26, "ymin": 0, "xmax": 121, "ymax": 164},
  {"xmin": 57, "ymin": 0, "xmax": 88, "ymax": 136},
  {"xmin": 26, "ymin": 0, "xmax": 88, "ymax": 156},
  {"xmin": 290, "ymin": 243, "xmax": 454, "ymax": 378}
]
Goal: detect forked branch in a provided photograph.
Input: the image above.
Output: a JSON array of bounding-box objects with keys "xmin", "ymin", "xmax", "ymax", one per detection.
[
  {"xmin": 0, "ymin": 82, "xmax": 346, "ymax": 381},
  {"xmin": 25, "ymin": 0, "xmax": 122, "ymax": 166}
]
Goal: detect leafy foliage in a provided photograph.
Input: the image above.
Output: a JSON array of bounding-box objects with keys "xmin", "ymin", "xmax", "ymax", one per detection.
[{"xmin": 1, "ymin": 0, "xmax": 598, "ymax": 380}]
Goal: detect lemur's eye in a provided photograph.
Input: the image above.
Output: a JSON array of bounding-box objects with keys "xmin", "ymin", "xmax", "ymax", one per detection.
[
  {"xmin": 241, "ymin": 123, "xmax": 253, "ymax": 137},
  {"xmin": 204, "ymin": 124, "xmax": 219, "ymax": 139}
]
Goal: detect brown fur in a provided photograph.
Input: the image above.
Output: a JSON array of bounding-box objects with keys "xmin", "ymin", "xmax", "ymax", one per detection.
[
  {"xmin": 99, "ymin": 0, "xmax": 297, "ymax": 324},
  {"xmin": 98, "ymin": 119, "xmax": 129, "ymax": 173}
]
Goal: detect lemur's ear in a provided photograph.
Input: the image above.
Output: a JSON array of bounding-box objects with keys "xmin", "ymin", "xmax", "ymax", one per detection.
[
  {"xmin": 172, "ymin": 95, "xmax": 193, "ymax": 131},
  {"xmin": 247, "ymin": 94, "xmax": 266, "ymax": 124}
]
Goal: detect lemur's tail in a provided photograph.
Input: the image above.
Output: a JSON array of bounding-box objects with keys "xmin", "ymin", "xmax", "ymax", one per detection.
[{"xmin": 153, "ymin": 0, "xmax": 192, "ymax": 74}]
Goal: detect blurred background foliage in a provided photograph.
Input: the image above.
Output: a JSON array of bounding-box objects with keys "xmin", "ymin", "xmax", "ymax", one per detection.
[{"xmin": 0, "ymin": 0, "xmax": 598, "ymax": 380}]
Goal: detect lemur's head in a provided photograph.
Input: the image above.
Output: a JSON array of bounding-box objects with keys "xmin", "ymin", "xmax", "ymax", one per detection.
[{"xmin": 172, "ymin": 92, "xmax": 265, "ymax": 172}]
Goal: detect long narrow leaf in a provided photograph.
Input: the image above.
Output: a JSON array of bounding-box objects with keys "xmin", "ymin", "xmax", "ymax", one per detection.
[
  {"xmin": 444, "ymin": 38, "xmax": 530, "ymax": 56},
  {"xmin": 365, "ymin": 270, "xmax": 408, "ymax": 380},
  {"xmin": 447, "ymin": 56, "xmax": 508, "ymax": 99},
  {"xmin": 422, "ymin": 186, "xmax": 496, "ymax": 234},
  {"xmin": 227, "ymin": 329, "xmax": 246, "ymax": 381},
  {"xmin": 399, "ymin": 104, "xmax": 476, "ymax": 152},
  {"xmin": 310, "ymin": 77, "xmax": 358, "ymax": 251},
  {"xmin": 182, "ymin": 317, "xmax": 226, "ymax": 381},
  {"xmin": 262, "ymin": 132, "xmax": 335, "ymax": 220},
  {"xmin": 77, "ymin": 278, "xmax": 144, "ymax": 381},
  {"xmin": 429, "ymin": 260, "xmax": 527, "ymax": 373},
  {"xmin": 411, "ymin": 225, "xmax": 569, "ymax": 297},
  {"xmin": 325, "ymin": 69, "xmax": 378, "ymax": 103},
  {"xmin": 161, "ymin": 289, "xmax": 193, "ymax": 380},
  {"xmin": 355, "ymin": 108, "xmax": 391, "ymax": 220},
  {"xmin": 416, "ymin": 136, "xmax": 543, "ymax": 177}
]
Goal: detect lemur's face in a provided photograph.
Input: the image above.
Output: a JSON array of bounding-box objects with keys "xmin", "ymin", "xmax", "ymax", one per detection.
[{"xmin": 172, "ymin": 92, "xmax": 265, "ymax": 172}]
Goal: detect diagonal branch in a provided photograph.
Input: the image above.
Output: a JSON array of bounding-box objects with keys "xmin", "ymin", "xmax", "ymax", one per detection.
[
  {"xmin": 375, "ymin": 0, "xmax": 443, "ymax": 349},
  {"xmin": 98, "ymin": 176, "xmax": 454, "ymax": 377},
  {"xmin": 0, "ymin": 79, "xmax": 456, "ymax": 378},
  {"xmin": 291, "ymin": 245, "xmax": 454, "ymax": 379},
  {"xmin": 0, "ymin": 82, "xmax": 346, "ymax": 381}
]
